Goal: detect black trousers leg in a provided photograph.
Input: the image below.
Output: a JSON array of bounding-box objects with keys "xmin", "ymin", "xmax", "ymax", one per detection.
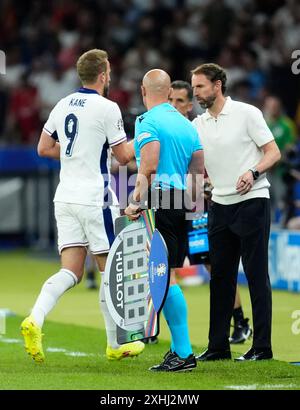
[
  {"xmin": 239, "ymin": 199, "xmax": 272, "ymax": 349},
  {"xmin": 208, "ymin": 204, "xmax": 241, "ymax": 350}
]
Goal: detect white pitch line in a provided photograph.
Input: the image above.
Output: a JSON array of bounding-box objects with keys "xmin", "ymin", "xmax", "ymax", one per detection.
[
  {"xmin": 0, "ymin": 336, "xmax": 96, "ymax": 357},
  {"xmin": 226, "ymin": 384, "xmax": 296, "ymax": 390},
  {"xmin": 47, "ymin": 347, "xmax": 96, "ymax": 357},
  {"xmin": 46, "ymin": 347, "xmax": 67, "ymax": 353},
  {"xmin": 0, "ymin": 337, "xmax": 22, "ymax": 344},
  {"xmin": 64, "ymin": 351, "xmax": 96, "ymax": 357}
]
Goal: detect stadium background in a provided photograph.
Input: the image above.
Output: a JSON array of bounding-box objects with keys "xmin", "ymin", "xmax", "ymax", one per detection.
[{"xmin": 0, "ymin": 0, "xmax": 300, "ymax": 390}]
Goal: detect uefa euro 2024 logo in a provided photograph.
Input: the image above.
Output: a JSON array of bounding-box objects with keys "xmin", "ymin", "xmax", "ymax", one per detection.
[
  {"xmin": 150, "ymin": 262, "xmax": 167, "ymax": 284},
  {"xmin": 0, "ymin": 50, "xmax": 5, "ymax": 75}
]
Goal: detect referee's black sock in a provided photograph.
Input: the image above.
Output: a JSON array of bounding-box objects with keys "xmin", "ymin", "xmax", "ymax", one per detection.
[{"xmin": 233, "ymin": 307, "xmax": 244, "ymax": 325}]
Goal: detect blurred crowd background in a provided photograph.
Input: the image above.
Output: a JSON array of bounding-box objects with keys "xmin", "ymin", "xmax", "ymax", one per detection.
[{"xmin": 1, "ymin": 0, "xmax": 300, "ymax": 230}]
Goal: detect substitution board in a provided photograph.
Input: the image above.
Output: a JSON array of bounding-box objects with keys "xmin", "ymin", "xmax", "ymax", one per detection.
[{"xmin": 104, "ymin": 210, "xmax": 169, "ymax": 344}]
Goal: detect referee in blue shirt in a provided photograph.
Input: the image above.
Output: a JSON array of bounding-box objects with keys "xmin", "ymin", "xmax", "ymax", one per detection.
[{"xmin": 125, "ymin": 69, "xmax": 204, "ymax": 372}]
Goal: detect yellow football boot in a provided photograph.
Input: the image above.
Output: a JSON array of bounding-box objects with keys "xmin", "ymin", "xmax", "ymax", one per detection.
[
  {"xmin": 106, "ymin": 341, "xmax": 145, "ymax": 360},
  {"xmin": 21, "ymin": 316, "xmax": 45, "ymax": 363}
]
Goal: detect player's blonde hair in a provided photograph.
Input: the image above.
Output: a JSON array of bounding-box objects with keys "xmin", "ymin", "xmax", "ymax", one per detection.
[{"xmin": 76, "ymin": 49, "xmax": 108, "ymax": 84}]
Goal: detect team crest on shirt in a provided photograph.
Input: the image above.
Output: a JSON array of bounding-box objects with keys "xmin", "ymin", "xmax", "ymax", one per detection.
[{"xmin": 116, "ymin": 118, "xmax": 124, "ymax": 131}]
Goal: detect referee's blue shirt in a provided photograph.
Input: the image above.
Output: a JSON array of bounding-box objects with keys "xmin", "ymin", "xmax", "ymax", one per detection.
[{"xmin": 134, "ymin": 103, "xmax": 202, "ymax": 190}]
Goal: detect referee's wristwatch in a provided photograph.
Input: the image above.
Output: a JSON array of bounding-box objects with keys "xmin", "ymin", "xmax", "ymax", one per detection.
[{"xmin": 249, "ymin": 167, "xmax": 260, "ymax": 181}]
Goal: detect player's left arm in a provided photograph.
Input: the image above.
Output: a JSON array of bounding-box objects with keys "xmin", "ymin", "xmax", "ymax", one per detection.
[
  {"xmin": 125, "ymin": 141, "xmax": 160, "ymax": 220},
  {"xmin": 126, "ymin": 139, "xmax": 135, "ymax": 159},
  {"xmin": 111, "ymin": 141, "xmax": 134, "ymax": 165},
  {"xmin": 37, "ymin": 130, "xmax": 60, "ymax": 160}
]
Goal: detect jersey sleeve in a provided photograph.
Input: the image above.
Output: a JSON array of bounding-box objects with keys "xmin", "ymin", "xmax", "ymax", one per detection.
[
  {"xmin": 135, "ymin": 118, "xmax": 160, "ymax": 151},
  {"xmin": 247, "ymin": 106, "xmax": 274, "ymax": 147},
  {"xmin": 43, "ymin": 104, "xmax": 59, "ymax": 141},
  {"xmin": 104, "ymin": 103, "xmax": 127, "ymax": 147}
]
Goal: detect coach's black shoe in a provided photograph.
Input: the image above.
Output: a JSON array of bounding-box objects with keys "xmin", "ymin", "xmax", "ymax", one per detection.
[
  {"xmin": 196, "ymin": 349, "xmax": 231, "ymax": 361},
  {"xmin": 235, "ymin": 347, "xmax": 273, "ymax": 361},
  {"xmin": 149, "ymin": 351, "xmax": 197, "ymax": 372},
  {"xmin": 229, "ymin": 318, "xmax": 253, "ymax": 344}
]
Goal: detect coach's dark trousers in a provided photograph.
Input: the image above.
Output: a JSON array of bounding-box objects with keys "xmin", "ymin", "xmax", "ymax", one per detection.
[{"xmin": 208, "ymin": 198, "xmax": 272, "ymax": 351}]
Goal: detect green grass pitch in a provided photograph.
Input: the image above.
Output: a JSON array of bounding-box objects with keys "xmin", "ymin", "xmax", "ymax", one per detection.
[{"xmin": 0, "ymin": 251, "xmax": 300, "ymax": 390}]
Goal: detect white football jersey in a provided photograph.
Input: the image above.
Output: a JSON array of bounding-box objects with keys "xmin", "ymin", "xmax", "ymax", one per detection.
[{"xmin": 43, "ymin": 87, "xmax": 127, "ymax": 206}]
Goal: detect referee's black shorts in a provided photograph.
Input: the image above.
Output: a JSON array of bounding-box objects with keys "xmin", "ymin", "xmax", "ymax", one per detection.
[
  {"xmin": 147, "ymin": 188, "xmax": 190, "ymax": 269},
  {"xmin": 155, "ymin": 208, "xmax": 188, "ymax": 268}
]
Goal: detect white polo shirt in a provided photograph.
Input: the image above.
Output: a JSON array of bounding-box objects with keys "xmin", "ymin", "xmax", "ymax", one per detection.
[{"xmin": 192, "ymin": 97, "xmax": 274, "ymax": 205}]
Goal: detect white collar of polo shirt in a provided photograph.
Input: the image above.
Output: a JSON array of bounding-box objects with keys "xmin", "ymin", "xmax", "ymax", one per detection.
[{"xmin": 202, "ymin": 96, "xmax": 232, "ymax": 121}]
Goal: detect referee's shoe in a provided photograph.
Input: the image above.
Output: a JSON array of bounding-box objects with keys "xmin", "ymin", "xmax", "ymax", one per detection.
[{"xmin": 149, "ymin": 351, "xmax": 197, "ymax": 372}]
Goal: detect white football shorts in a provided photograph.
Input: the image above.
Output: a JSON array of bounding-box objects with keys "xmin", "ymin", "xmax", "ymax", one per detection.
[{"xmin": 54, "ymin": 202, "xmax": 120, "ymax": 255}]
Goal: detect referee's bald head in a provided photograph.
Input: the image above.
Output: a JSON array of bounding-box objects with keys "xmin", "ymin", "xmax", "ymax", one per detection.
[{"xmin": 142, "ymin": 69, "xmax": 171, "ymax": 97}]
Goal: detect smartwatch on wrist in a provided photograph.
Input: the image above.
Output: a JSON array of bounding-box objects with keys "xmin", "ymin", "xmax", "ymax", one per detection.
[{"xmin": 249, "ymin": 167, "xmax": 260, "ymax": 181}]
